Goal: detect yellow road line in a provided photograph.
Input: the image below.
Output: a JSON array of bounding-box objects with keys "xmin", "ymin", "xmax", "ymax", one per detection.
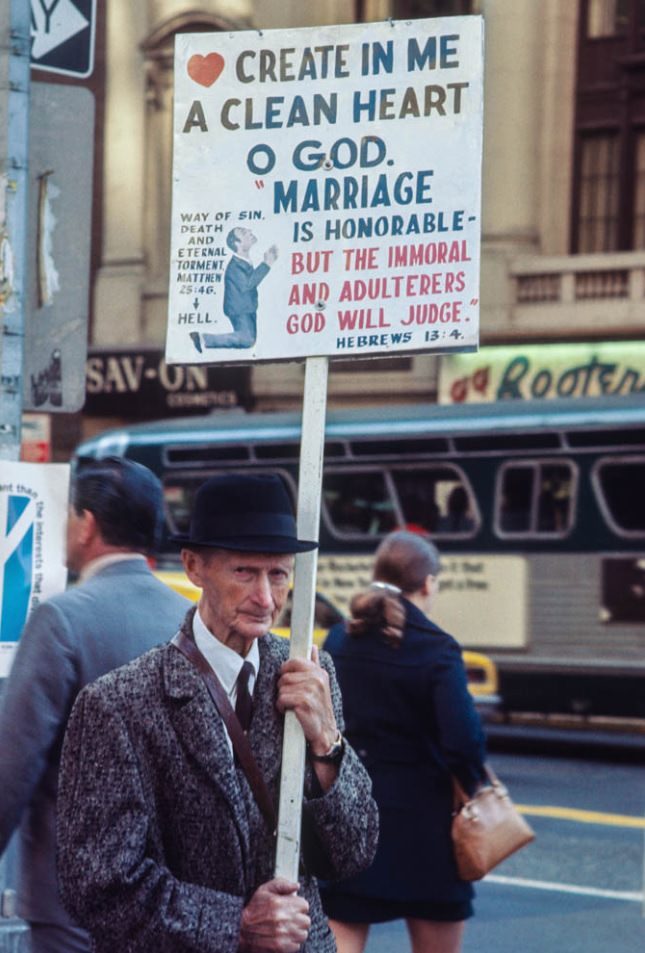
[{"xmin": 516, "ymin": 804, "xmax": 645, "ymax": 829}]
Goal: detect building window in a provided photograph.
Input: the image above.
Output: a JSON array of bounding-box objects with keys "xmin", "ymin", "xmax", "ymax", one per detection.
[
  {"xmin": 391, "ymin": 0, "xmax": 477, "ymax": 17},
  {"xmin": 587, "ymin": 0, "xmax": 630, "ymax": 36},
  {"xmin": 576, "ymin": 134, "xmax": 621, "ymax": 252},
  {"xmin": 573, "ymin": 1, "xmax": 645, "ymax": 252},
  {"xmin": 633, "ymin": 132, "xmax": 645, "ymax": 247}
]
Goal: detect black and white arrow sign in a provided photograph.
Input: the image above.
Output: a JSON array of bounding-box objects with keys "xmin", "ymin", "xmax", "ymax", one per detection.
[{"xmin": 30, "ymin": 0, "xmax": 96, "ymax": 78}]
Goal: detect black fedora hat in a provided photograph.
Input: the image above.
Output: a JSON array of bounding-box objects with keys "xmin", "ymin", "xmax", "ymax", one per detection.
[{"xmin": 171, "ymin": 473, "xmax": 317, "ymax": 554}]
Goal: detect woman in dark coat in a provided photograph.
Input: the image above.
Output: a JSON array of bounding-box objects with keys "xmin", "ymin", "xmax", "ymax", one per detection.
[{"xmin": 320, "ymin": 530, "xmax": 486, "ymax": 953}]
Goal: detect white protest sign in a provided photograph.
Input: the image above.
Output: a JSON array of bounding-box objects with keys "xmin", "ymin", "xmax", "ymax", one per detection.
[
  {"xmin": 0, "ymin": 462, "xmax": 69, "ymax": 677},
  {"xmin": 166, "ymin": 17, "xmax": 484, "ymax": 365}
]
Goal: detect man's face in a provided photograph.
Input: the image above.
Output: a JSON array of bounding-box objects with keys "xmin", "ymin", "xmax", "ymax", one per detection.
[
  {"xmin": 234, "ymin": 227, "xmax": 256, "ymax": 254},
  {"xmin": 182, "ymin": 548, "xmax": 294, "ymax": 654}
]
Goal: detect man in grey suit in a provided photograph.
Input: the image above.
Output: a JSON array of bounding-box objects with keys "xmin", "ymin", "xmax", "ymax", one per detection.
[
  {"xmin": 57, "ymin": 474, "xmax": 378, "ymax": 953},
  {"xmin": 0, "ymin": 457, "xmax": 190, "ymax": 953},
  {"xmin": 190, "ymin": 226, "xmax": 277, "ymax": 353}
]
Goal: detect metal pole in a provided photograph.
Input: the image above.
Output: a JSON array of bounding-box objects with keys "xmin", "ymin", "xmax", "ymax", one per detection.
[
  {"xmin": 0, "ymin": 0, "xmax": 30, "ymax": 462},
  {"xmin": 0, "ymin": 2, "xmax": 31, "ymax": 950},
  {"xmin": 274, "ymin": 356, "xmax": 329, "ymax": 881}
]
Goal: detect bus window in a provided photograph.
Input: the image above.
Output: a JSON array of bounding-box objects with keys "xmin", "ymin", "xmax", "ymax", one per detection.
[
  {"xmin": 497, "ymin": 461, "xmax": 575, "ymax": 537},
  {"xmin": 593, "ymin": 458, "xmax": 645, "ymax": 536},
  {"xmin": 391, "ymin": 467, "xmax": 478, "ymax": 536},
  {"xmin": 323, "ymin": 471, "xmax": 398, "ymax": 538},
  {"xmin": 163, "ymin": 470, "xmax": 297, "ymax": 537},
  {"xmin": 601, "ymin": 557, "xmax": 645, "ymax": 623},
  {"xmin": 164, "ymin": 481, "xmax": 198, "ymax": 535},
  {"xmin": 537, "ymin": 465, "xmax": 573, "ymax": 532},
  {"xmin": 498, "ymin": 465, "xmax": 532, "ymax": 533}
]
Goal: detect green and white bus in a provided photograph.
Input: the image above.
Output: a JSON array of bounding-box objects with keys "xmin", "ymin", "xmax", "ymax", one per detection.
[{"xmin": 75, "ymin": 394, "xmax": 645, "ymax": 721}]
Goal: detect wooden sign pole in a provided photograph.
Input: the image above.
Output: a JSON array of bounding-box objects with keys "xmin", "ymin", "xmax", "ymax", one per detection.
[{"xmin": 274, "ymin": 355, "xmax": 329, "ymax": 881}]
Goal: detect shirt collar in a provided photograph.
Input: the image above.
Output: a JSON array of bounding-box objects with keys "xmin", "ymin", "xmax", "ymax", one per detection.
[
  {"xmin": 79, "ymin": 552, "xmax": 146, "ymax": 584},
  {"xmin": 192, "ymin": 606, "xmax": 260, "ymax": 697}
]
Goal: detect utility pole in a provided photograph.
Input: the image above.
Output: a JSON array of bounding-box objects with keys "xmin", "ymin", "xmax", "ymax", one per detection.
[
  {"xmin": 0, "ymin": 0, "xmax": 30, "ymax": 462},
  {"xmin": 0, "ymin": 2, "xmax": 31, "ymax": 950}
]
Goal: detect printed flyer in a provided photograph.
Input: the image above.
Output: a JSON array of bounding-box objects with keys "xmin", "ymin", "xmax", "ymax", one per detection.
[
  {"xmin": 166, "ymin": 16, "xmax": 484, "ymax": 364},
  {"xmin": 0, "ymin": 462, "xmax": 69, "ymax": 676}
]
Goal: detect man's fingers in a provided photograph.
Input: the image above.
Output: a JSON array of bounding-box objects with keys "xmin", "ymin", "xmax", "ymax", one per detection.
[
  {"xmin": 268, "ymin": 878, "xmax": 300, "ymax": 896},
  {"xmin": 240, "ymin": 879, "xmax": 310, "ymax": 952}
]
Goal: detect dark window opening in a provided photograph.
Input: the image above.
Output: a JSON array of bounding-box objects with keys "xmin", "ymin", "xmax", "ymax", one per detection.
[
  {"xmin": 567, "ymin": 427, "xmax": 645, "ymax": 448},
  {"xmin": 586, "ymin": 0, "xmax": 631, "ymax": 37},
  {"xmin": 454, "ymin": 433, "xmax": 561, "ymax": 452},
  {"xmin": 392, "ymin": 0, "xmax": 474, "ymax": 15},
  {"xmin": 165, "ymin": 445, "xmax": 250, "ymax": 465},
  {"xmin": 392, "ymin": 467, "xmax": 477, "ymax": 536},
  {"xmin": 164, "ymin": 480, "xmax": 202, "ymax": 535},
  {"xmin": 163, "ymin": 471, "xmax": 295, "ymax": 536},
  {"xmin": 575, "ymin": 134, "xmax": 621, "ymax": 253},
  {"xmin": 497, "ymin": 462, "xmax": 575, "ymax": 536},
  {"xmin": 351, "ymin": 437, "xmax": 450, "ymax": 456},
  {"xmin": 601, "ymin": 557, "xmax": 645, "ymax": 622},
  {"xmin": 254, "ymin": 443, "xmax": 301, "ymax": 460},
  {"xmin": 596, "ymin": 460, "xmax": 645, "ymax": 531},
  {"xmin": 323, "ymin": 472, "xmax": 398, "ymax": 538}
]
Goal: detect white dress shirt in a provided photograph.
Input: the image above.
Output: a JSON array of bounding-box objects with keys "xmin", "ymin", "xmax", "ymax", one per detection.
[{"xmin": 192, "ymin": 607, "xmax": 260, "ymax": 754}]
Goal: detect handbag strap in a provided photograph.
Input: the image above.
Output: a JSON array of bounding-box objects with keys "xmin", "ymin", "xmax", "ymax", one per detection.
[
  {"xmin": 452, "ymin": 763, "xmax": 507, "ymax": 811},
  {"xmin": 171, "ymin": 628, "xmax": 277, "ymax": 834}
]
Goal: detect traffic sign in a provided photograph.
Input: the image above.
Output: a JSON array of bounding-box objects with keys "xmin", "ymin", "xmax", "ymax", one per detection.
[{"xmin": 30, "ymin": 0, "xmax": 96, "ymax": 78}]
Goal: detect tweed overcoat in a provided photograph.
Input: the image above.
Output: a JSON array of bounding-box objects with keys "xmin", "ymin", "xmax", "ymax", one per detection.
[
  {"xmin": 321, "ymin": 600, "xmax": 486, "ymax": 907},
  {"xmin": 0, "ymin": 558, "xmax": 190, "ymax": 929},
  {"xmin": 57, "ymin": 609, "xmax": 379, "ymax": 953}
]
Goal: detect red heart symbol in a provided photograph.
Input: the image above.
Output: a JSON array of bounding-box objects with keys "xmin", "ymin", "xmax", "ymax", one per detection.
[{"xmin": 187, "ymin": 53, "xmax": 225, "ymax": 87}]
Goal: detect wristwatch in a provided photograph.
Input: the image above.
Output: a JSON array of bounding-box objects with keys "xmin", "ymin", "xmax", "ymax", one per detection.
[{"xmin": 308, "ymin": 729, "xmax": 345, "ymax": 764}]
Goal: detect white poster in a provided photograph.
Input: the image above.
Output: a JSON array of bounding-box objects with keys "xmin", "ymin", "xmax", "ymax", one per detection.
[
  {"xmin": 166, "ymin": 17, "xmax": 484, "ymax": 365},
  {"xmin": 0, "ymin": 462, "xmax": 69, "ymax": 676}
]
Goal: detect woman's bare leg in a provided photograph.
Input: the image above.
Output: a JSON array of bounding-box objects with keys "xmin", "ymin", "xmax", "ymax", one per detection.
[
  {"xmin": 406, "ymin": 917, "xmax": 465, "ymax": 953},
  {"xmin": 327, "ymin": 919, "xmax": 370, "ymax": 953}
]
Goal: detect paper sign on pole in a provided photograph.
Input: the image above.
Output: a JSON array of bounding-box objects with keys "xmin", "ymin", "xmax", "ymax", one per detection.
[
  {"xmin": 0, "ymin": 462, "xmax": 69, "ymax": 677},
  {"xmin": 166, "ymin": 17, "xmax": 484, "ymax": 366}
]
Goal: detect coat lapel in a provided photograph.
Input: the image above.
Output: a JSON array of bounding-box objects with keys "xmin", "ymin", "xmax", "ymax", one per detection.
[
  {"xmin": 161, "ymin": 618, "xmax": 289, "ymax": 878},
  {"xmin": 161, "ymin": 616, "xmax": 250, "ymax": 851},
  {"xmin": 247, "ymin": 636, "xmax": 285, "ymax": 792}
]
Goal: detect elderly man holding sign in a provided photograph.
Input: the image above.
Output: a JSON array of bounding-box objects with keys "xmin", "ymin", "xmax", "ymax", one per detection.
[{"xmin": 56, "ymin": 473, "xmax": 378, "ymax": 953}]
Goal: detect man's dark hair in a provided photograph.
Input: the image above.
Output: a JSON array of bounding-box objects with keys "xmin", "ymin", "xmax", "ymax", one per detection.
[
  {"xmin": 226, "ymin": 227, "xmax": 242, "ymax": 253},
  {"xmin": 72, "ymin": 457, "xmax": 164, "ymax": 553}
]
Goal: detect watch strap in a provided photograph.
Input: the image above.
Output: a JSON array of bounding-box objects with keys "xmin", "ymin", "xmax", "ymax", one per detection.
[{"xmin": 308, "ymin": 729, "xmax": 344, "ymax": 763}]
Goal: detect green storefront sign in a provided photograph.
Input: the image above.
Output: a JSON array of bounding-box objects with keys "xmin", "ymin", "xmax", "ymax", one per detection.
[{"xmin": 440, "ymin": 342, "xmax": 645, "ymax": 404}]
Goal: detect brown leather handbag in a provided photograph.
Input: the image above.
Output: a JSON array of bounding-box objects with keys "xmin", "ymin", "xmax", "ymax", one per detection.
[{"xmin": 451, "ymin": 765, "xmax": 535, "ymax": 881}]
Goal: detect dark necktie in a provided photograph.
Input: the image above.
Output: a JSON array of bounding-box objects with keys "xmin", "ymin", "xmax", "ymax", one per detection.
[{"xmin": 235, "ymin": 661, "xmax": 254, "ymax": 732}]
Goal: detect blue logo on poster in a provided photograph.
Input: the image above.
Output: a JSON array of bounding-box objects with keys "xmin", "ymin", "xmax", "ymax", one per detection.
[{"xmin": 1, "ymin": 495, "xmax": 34, "ymax": 643}]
